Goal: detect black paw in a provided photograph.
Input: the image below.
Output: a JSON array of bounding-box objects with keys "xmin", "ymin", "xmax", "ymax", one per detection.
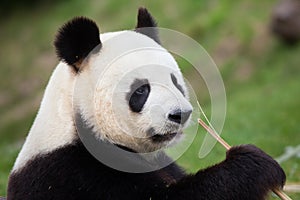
[{"xmin": 226, "ymin": 144, "xmax": 286, "ymax": 190}]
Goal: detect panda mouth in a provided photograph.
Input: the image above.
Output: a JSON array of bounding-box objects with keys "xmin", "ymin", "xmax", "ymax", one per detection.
[{"xmin": 151, "ymin": 132, "xmax": 178, "ymax": 143}]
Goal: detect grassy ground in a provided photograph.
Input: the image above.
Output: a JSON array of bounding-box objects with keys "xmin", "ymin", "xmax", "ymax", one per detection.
[{"xmin": 0, "ymin": 0, "xmax": 299, "ymax": 199}]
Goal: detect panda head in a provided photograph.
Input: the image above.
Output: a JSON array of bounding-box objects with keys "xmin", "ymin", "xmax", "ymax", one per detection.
[{"xmin": 54, "ymin": 8, "xmax": 193, "ymax": 153}]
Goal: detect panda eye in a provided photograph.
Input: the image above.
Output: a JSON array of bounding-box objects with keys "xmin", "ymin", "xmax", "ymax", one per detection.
[
  {"xmin": 128, "ymin": 83, "xmax": 150, "ymax": 113},
  {"xmin": 171, "ymin": 73, "xmax": 185, "ymax": 96},
  {"xmin": 135, "ymin": 86, "xmax": 147, "ymax": 95}
]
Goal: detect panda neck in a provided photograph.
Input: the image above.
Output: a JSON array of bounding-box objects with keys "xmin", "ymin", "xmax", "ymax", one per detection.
[{"xmin": 12, "ymin": 63, "xmax": 77, "ymax": 172}]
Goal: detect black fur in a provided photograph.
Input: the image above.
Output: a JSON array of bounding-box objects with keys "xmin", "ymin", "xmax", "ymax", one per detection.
[
  {"xmin": 7, "ymin": 143, "xmax": 285, "ymax": 200},
  {"xmin": 126, "ymin": 79, "xmax": 150, "ymax": 113},
  {"xmin": 135, "ymin": 7, "xmax": 160, "ymax": 44},
  {"xmin": 7, "ymin": 140, "xmax": 184, "ymax": 200},
  {"xmin": 54, "ymin": 17, "xmax": 101, "ymax": 72},
  {"xmin": 171, "ymin": 73, "xmax": 185, "ymax": 96}
]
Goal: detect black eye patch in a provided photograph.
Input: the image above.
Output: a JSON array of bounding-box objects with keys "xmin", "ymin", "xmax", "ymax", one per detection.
[
  {"xmin": 126, "ymin": 79, "xmax": 150, "ymax": 113},
  {"xmin": 171, "ymin": 73, "xmax": 185, "ymax": 96}
]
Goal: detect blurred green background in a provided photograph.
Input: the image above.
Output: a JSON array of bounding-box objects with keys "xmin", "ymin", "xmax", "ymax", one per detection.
[{"xmin": 0, "ymin": 0, "xmax": 299, "ymax": 199}]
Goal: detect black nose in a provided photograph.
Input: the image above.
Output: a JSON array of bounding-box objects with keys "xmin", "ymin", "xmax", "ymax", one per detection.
[{"xmin": 168, "ymin": 109, "xmax": 192, "ymax": 124}]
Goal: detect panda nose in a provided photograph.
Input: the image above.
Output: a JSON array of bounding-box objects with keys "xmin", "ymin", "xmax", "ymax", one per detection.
[{"xmin": 168, "ymin": 109, "xmax": 192, "ymax": 124}]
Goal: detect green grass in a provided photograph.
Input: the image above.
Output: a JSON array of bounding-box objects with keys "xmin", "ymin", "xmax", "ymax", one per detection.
[{"xmin": 0, "ymin": 0, "xmax": 299, "ymax": 199}]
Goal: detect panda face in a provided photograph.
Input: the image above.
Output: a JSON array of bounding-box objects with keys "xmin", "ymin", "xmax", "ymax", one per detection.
[
  {"xmin": 55, "ymin": 10, "xmax": 193, "ymax": 153},
  {"xmin": 77, "ymin": 33, "xmax": 193, "ymax": 153}
]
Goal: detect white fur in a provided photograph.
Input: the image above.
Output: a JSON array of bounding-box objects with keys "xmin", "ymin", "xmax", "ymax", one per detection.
[
  {"xmin": 13, "ymin": 63, "xmax": 77, "ymax": 171},
  {"xmin": 12, "ymin": 30, "xmax": 192, "ymax": 171}
]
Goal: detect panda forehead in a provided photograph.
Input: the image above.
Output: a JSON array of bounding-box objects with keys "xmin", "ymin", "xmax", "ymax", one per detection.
[
  {"xmin": 88, "ymin": 31, "xmax": 184, "ymax": 91},
  {"xmin": 95, "ymin": 31, "xmax": 179, "ymax": 71},
  {"xmin": 102, "ymin": 47, "xmax": 180, "ymax": 77}
]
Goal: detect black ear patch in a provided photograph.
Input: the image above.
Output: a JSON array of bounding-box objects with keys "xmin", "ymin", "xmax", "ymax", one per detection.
[
  {"xmin": 135, "ymin": 7, "xmax": 160, "ymax": 44},
  {"xmin": 54, "ymin": 17, "xmax": 101, "ymax": 72}
]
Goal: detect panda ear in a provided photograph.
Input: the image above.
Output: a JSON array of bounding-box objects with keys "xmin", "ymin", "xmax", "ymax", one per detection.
[
  {"xmin": 135, "ymin": 7, "xmax": 160, "ymax": 44},
  {"xmin": 54, "ymin": 17, "xmax": 102, "ymax": 72}
]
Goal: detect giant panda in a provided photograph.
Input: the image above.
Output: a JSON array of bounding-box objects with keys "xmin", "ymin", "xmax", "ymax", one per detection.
[{"xmin": 7, "ymin": 8, "xmax": 286, "ymax": 200}]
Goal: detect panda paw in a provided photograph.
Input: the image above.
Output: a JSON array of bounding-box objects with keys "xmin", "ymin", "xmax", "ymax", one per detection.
[{"xmin": 226, "ymin": 144, "xmax": 286, "ymax": 190}]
